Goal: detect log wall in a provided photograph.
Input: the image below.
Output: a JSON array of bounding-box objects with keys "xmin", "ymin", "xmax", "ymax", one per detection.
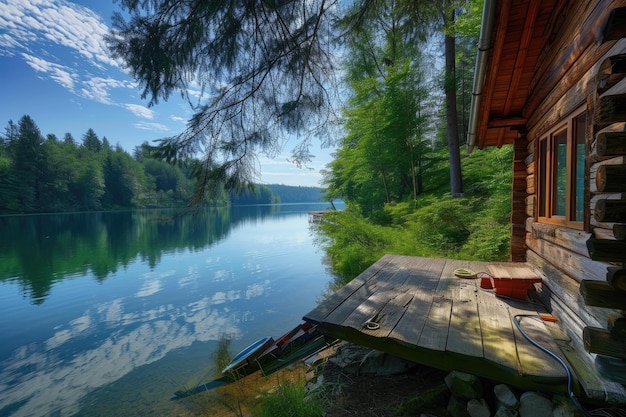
[{"xmin": 522, "ymin": 2, "xmax": 626, "ymax": 366}]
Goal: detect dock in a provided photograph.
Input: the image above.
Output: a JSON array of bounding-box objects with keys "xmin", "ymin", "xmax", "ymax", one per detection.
[{"xmin": 304, "ymin": 255, "xmax": 572, "ymax": 394}]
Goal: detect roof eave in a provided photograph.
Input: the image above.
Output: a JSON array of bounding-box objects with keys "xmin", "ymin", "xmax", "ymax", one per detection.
[{"xmin": 467, "ymin": 0, "xmax": 497, "ymax": 154}]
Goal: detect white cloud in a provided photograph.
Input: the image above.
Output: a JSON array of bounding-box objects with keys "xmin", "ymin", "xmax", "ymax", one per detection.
[
  {"xmin": 0, "ymin": 0, "xmax": 117, "ymax": 67},
  {"xmin": 0, "ymin": 0, "xmax": 141, "ymax": 109},
  {"xmin": 134, "ymin": 121, "xmax": 171, "ymax": 132},
  {"xmin": 80, "ymin": 76, "xmax": 129, "ymax": 104},
  {"xmin": 170, "ymin": 115, "xmax": 186, "ymax": 123},
  {"xmin": 135, "ymin": 279, "xmax": 162, "ymax": 297},
  {"xmin": 246, "ymin": 281, "xmax": 270, "ymax": 299},
  {"xmin": 0, "ymin": 298, "xmax": 243, "ymax": 417},
  {"xmin": 124, "ymin": 103, "xmax": 154, "ymax": 119},
  {"xmin": 21, "ymin": 53, "xmax": 76, "ymax": 91}
]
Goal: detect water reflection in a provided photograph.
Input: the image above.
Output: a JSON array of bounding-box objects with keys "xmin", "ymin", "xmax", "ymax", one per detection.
[
  {"xmin": 0, "ymin": 275, "xmax": 268, "ymax": 416},
  {"xmin": 0, "ymin": 204, "xmax": 335, "ymax": 417},
  {"xmin": 0, "ymin": 207, "xmax": 280, "ymax": 303}
]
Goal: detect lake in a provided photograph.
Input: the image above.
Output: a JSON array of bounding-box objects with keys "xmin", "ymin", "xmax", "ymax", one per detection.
[{"xmin": 0, "ymin": 204, "xmax": 339, "ymax": 417}]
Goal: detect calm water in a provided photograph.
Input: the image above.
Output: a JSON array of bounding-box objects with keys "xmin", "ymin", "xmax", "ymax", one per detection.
[{"xmin": 0, "ymin": 204, "xmax": 338, "ymax": 417}]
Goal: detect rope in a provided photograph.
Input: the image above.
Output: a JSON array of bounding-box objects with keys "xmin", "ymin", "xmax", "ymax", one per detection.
[
  {"xmin": 364, "ymin": 321, "xmax": 380, "ymax": 330},
  {"xmin": 454, "ymin": 268, "xmax": 478, "ymax": 279}
]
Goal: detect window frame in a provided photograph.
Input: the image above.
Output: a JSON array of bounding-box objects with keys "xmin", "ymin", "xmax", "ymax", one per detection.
[{"xmin": 536, "ymin": 108, "xmax": 587, "ymax": 230}]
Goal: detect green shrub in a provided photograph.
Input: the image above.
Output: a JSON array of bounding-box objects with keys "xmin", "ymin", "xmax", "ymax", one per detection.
[{"xmin": 316, "ymin": 146, "xmax": 514, "ymax": 285}]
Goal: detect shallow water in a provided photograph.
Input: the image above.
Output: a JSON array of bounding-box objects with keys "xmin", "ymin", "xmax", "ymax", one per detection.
[{"xmin": 0, "ymin": 204, "xmax": 337, "ymax": 416}]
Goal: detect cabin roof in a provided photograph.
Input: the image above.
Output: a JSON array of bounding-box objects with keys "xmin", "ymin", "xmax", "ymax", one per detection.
[{"xmin": 469, "ymin": 0, "xmax": 563, "ymax": 150}]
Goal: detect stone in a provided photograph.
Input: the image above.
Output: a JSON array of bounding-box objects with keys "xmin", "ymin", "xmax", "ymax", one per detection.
[
  {"xmin": 494, "ymin": 384, "xmax": 519, "ymax": 410},
  {"xmin": 305, "ymin": 374, "xmax": 324, "ymax": 394},
  {"xmin": 448, "ymin": 395, "xmax": 471, "ymax": 417},
  {"xmin": 445, "ymin": 370, "xmax": 484, "ymax": 400},
  {"xmin": 519, "ymin": 392, "xmax": 553, "ymax": 417},
  {"xmin": 467, "ymin": 398, "xmax": 491, "ymax": 417},
  {"xmin": 494, "ymin": 406, "xmax": 519, "ymax": 417},
  {"xmin": 327, "ymin": 343, "xmax": 409, "ymax": 375}
]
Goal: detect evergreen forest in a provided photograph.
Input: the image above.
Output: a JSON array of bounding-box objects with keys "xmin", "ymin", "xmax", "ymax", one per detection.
[{"xmin": 0, "ymin": 115, "xmax": 324, "ymax": 214}]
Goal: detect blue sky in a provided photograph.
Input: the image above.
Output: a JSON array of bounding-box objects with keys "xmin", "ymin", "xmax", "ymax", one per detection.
[{"xmin": 0, "ymin": 0, "xmax": 333, "ymax": 187}]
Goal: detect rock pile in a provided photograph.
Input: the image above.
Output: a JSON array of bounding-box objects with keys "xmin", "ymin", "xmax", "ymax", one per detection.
[
  {"xmin": 443, "ymin": 370, "xmax": 585, "ymax": 417},
  {"xmin": 312, "ymin": 343, "xmax": 595, "ymax": 417}
]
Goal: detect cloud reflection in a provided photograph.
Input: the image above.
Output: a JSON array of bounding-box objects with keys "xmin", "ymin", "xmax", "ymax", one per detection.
[
  {"xmin": 0, "ymin": 277, "xmax": 273, "ymax": 417},
  {"xmin": 135, "ymin": 270, "xmax": 176, "ymax": 297},
  {"xmin": 135, "ymin": 279, "xmax": 162, "ymax": 297}
]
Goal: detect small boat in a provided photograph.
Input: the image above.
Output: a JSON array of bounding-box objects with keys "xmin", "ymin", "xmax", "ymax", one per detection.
[
  {"xmin": 221, "ymin": 321, "xmax": 321, "ymax": 377},
  {"xmin": 172, "ymin": 322, "xmax": 330, "ymax": 400},
  {"xmin": 222, "ymin": 336, "xmax": 275, "ymax": 374}
]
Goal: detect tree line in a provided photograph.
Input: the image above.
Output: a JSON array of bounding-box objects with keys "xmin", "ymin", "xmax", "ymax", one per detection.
[{"xmin": 0, "ymin": 115, "xmax": 323, "ymax": 214}]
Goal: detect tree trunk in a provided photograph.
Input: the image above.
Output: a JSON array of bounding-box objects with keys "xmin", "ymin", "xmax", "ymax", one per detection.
[
  {"xmin": 417, "ymin": 156, "xmax": 423, "ymax": 195},
  {"xmin": 444, "ymin": 10, "xmax": 463, "ymax": 197}
]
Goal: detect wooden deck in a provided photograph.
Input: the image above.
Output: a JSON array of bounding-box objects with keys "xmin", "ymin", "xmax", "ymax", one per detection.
[{"xmin": 304, "ymin": 255, "xmax": 572, "ymax": 394}]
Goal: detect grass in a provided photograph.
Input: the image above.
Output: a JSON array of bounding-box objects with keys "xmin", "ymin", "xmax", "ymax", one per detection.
[
  {"xmin": 254, "ymin": 378, "xmax": 325, "ymax": 417},
  {"xmin": 177, "ymin": 334, "xmax": 325, "ymax": 417}
]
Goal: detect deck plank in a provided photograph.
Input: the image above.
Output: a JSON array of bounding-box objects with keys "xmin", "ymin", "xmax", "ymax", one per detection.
[
  {"xmin": 386, "ymin": 257, "xmax": 447, "ymax": 344},
  {"xmin": 417, "ymin": 260, "xmax": 458, "ymax": 351},
  {"xmin": 506, "ymin": 301, "xmax": 567, "ymax": 380},
  {"xmin": 340, "ymin": 256, "xmax": 416, "ymax": 332},
  {"xmin": 320, "ymin": 255, "xmax": 405, "ymax": 327},
  {"xmin": 304, "ymin": 254, "xmax": 394, "ymax": 324},
  {"xmin": 474, "ymin": 267, "xmax": 521, "ymax": 373},
  {"xmin": 446, "ymin": 260, "xmax": 484, "ymax": 358}
]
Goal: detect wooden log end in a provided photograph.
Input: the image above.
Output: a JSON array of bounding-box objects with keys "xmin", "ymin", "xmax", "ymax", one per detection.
[
  {"xmin": 602, "ymin": 8, "xmax": 626, "ymax": 43},
  {"xmin": 597, "ymin": 54, "xmax": 626, "ymax": 95},
  {"xmin": 587, "ymin": 238, "xmax": 626, "ymax": 262},
  {"xmin": 592, "ymin": 200, "xmax": 626, "ymax": 225},
  {"xmin": 580, "ymin": 279, "xmax": 626, "ymax": 309},
  {"xmin": 608, "ymin": 267, "xmax": 626, "ymax": 292},
  {"xmin": 613, "ymin": 224, "xmax": 626, "ymax": 241},
  {"xmin": 583, "ymin": 326, "xmax": 626, "ymax": 360},
  {"xmin": 608, "ymin": 314, "xmax": 626, "ymax": 341},
  {"xmin": 598, "ymin": 94, "xmax": 626, "ymax": 125}
]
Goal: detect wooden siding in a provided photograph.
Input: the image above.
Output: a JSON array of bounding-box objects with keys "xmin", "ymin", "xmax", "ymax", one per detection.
[{"xmin": 473, "ymin": 0, "xmax": 626, "ymax": 402}]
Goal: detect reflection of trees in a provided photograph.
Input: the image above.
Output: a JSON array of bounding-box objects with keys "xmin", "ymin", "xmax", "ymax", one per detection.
[{"xmin": 0, "ymin": 206, "xmax": 288, "ymax": 303}]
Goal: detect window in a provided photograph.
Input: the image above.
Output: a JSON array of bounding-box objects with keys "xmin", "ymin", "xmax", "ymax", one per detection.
[{"xmin": 536, "ymin": 110, "xmax": 586, "ymax": 229}]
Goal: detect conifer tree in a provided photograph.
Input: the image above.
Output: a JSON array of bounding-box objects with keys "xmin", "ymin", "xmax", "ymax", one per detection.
[{"xmin": 107, "ymin": 0, "xmax": 339, "ymax": 201}]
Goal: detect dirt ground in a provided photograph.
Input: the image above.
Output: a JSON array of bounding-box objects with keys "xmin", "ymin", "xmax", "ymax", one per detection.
[
  {"xmin": 318, "ymin": 360, "xmax": 452, "ymax": 417},
  {"xmin": 186, "ymin": 345, "xmax": 454, "ymax": 417}
]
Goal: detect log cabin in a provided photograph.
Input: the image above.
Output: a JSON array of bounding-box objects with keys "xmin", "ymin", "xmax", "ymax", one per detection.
[
  {"xmin": 467, "ymin": 0, "xmax": 626, "ymax": 401},
  {"xmin": 304, "ymin": 0, "xmax": 626, "ymax": 407}
]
